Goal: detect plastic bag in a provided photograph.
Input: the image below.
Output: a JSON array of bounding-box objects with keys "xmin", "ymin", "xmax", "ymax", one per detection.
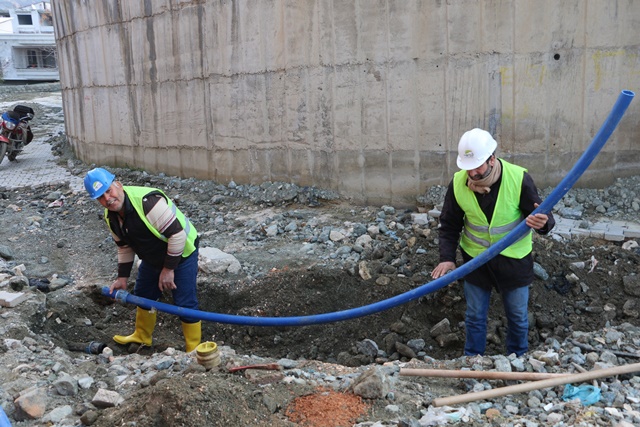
[
  {"xmin": 562, "ymin": 383, "xmax": 601, "ymax": 406},
  {"xmin": 419, "ymin": 406, "xmax": 467, "ymax": 426}
]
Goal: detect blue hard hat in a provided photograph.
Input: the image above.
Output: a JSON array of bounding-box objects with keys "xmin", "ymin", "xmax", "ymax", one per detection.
[{"xmin": 84, "ymin": 167, "xmax": 115, "ymax": 199}]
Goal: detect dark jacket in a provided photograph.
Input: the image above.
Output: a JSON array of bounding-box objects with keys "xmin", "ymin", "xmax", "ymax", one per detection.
[
  {"xmin": 438, "ymin": 160, "xmax": 555, "ymax": 292},
  {"xmin": 106, "ymin": 190, "xmax": 190, "ymax": 275}
]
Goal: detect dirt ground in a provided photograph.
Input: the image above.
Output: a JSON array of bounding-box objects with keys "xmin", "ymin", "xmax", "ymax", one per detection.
[
  {"xmin": 20, "ymin": 184, "xmax": 640, "ymax": 365},
  {"xmin": 4, "ymin": 175, "xmax": 640, "ymax": 426},
  {"xmin": 2, "ymin": 91, "xmax": 640, "ymax": 426}
]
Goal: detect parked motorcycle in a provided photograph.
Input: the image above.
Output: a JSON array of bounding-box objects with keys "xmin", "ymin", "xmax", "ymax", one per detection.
[{"xmin": 0, "ymin": 105, "xmax": 35, "ymax": 165}]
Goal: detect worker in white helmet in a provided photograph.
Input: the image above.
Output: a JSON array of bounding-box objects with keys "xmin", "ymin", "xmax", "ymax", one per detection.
[{"xmin": 431, "ymin": 128, "xmax": 555, "ymax": 357}]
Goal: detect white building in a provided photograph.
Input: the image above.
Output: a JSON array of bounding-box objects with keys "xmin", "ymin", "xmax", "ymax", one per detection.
[{"xmin": 0, "ymin": 1, "xmax": 58, "ymax": 82}]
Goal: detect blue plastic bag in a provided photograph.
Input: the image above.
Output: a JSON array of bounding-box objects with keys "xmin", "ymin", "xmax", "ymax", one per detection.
[{"xmin": 562, "ymin": 383, "xmax": 601, "ymax": 406}]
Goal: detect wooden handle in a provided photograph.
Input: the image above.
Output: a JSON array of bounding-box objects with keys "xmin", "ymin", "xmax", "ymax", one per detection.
[
  {"xmin": 228, "ymin": 363, "xmax": 281, "ymax": 373},
  {"xmin": 433, "ymin": 362, "xmax": 640, "ymax": 407},
  {"xmin": 400, "ymin": 368, "xmax": 568, "ymax": 381}
]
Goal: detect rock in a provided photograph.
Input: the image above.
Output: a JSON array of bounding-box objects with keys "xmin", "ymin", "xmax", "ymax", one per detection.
[
  {"xmin": 91, "ymin": 389, "xmax": 124, "ymax": 408},
  {"xmin": 42, "ymin": 405, "xmax": 73, "ymax": 423},
  {"xmin": 375, "ymin": 276, "xmax": 391, "ymax": 286},
  {"xmin": 390, "ymin": 321, "xmax": 407, "ymax": 335},
  {"xmin": 53, "ymin": 372, "xmax": 78, "ymax": 396},
  {"xmin": 382, "ymin": 333, "xmax": 401, "ymax": 355},
  {"xmin": 198, "ymin": 247, "xmax": 242, "ymax": 274},
  {"xmin": 9, "ymin": 276, "xmax": 28, "ymax": 291},
  {"xmin": 350, "ymin": 367, "xmax": 391, "ymax": 399},
  {"xmin": 355, "ymin": 234, "xmax": 372, "ymax": 247},
  {"xmin": 622, "ymin": 299, "xmax": 640, "ymax": 318},
  {"xmin": 0, "ymin": 290, "xmax": 28, "ymax": 307},
  {"xmin": 80, "ymin": 410, "xmax": 99, "ymax": 426},
  {"xmin": 13, "ymin": 387, "xmax": 48, "ymax": 421},
  {"xmin": 356, "ymin": 339, "xmax": 379, "ymax": 358},
  {"xmin": 411, "ymin": 213, "xmax": 430, "ymax": 225},
  {"xmin": 394, "ymin": 342, "xmax": 416, "ymax": 359},
  {"xmin": 329, "ymin": 230, "xmax": 346, "ymax": 241},
  {"xmin": 435, "ymin": 333, "xmax": 460, "ymax": 348},
  {"xmin": 623, "ymin": 275, "xmax": 640, "ymax": 297},
  {"xmin": 0, "ymin": 244, "xmax": 14, "ymax": 260},
  {"xmin": 429, "ymin": 318, "xmax": 451, "ymax": 337},
  {"xmin": 358, "ymin": 261, "xmax": 372, "ymax": 280},
  {"xmin": 533, "ymin": 262, "xmax": 549, "ymax": 281}
]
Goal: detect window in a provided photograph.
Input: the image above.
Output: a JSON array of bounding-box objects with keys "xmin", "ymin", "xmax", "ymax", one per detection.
[
  {"xmin": 17, "ymin": 14, "xmax": 33, "ymax": 26},
  {"xmin": 14, "ymin": 48, "xmax": 57, "ymax": 69},
  {"xmin": 42, "ymin": 49, "xmax": 56, "ymax": 68},
  {"xmin": 27, "ymin": 50, "xmax": 38, "ymax": 67}
]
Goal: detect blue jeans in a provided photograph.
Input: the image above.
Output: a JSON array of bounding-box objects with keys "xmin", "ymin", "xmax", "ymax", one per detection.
[
  {"xmin": 134, "ymin": 248, "xmax": 200, "ymax": 323},
  {"xmin": 463, "ymin": 281, "xmax": 529, "ymax": 356}
]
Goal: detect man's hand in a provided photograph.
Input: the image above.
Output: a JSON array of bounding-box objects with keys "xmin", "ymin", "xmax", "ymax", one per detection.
[
  {"xmin": 431, "ymin": 261, "xmax": 456, "ymax": 279},
  {"xmin": 159, "ymin": 268, "xmax": 177, "ymax": 292},
  {"xmin": 526, "ymin": 203, "xmax": 549, "ymax": 230},
  {"xmin": 109, "ymin": 277, "xmax": 128, "ymax": 294}
]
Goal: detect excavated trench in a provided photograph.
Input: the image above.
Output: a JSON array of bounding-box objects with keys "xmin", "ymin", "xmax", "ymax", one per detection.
[{"xmin": 39, "ymin": 233, "xmax": 640, "ymax": 365}]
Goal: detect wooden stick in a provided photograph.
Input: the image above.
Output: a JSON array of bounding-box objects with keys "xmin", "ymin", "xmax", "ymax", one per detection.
[
  {"xmin": 433, "ymin": 362, "xmax": 640, "ymax": 407},
  {"xmin": 400, "ymin": 368, "xmax": 568, "ymax": 381},
  {"xmin": 228, "ymin": 363, "xmax": 281, "ymax": 373}
]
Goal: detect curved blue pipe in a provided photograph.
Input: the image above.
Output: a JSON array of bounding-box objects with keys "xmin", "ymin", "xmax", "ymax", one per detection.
[{"xmin": 102, "ymin": 90, "xmax": 635, "ymax": 327}]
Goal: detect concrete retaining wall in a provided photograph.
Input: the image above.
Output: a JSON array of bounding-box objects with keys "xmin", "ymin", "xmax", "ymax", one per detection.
[{"xmin": 51, "ymin": 0, "xmax": 640, "ymax": 206}]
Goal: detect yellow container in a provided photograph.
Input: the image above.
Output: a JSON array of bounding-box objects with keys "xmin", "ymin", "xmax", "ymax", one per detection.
[{"xmin": 195, "ymin": 341, "xmax": 221, "ymax": 370}]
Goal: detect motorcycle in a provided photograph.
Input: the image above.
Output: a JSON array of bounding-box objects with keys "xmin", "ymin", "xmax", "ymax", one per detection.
[{"xmin": 0, "ymin": 105, "xmax": 35, "ymax": 165}]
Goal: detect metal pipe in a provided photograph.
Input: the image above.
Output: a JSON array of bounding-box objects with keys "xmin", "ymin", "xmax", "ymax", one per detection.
[{"xmin": 102, "ymin": 90, "xmax": 635, "ymax": 327}]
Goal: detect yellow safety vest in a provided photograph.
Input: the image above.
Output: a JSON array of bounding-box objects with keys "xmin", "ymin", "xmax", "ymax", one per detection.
[
  {"xmin": 453, "ymin": 160, "xmax": 532, "ymax": 259},
  {"xmin": 105, "ymin": 186, "xmax": 198, "ymax": 258}
]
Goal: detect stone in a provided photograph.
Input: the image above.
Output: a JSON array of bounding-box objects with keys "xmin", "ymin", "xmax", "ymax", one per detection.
[
  {"xmin": 198, "ymin": 247, "xmax": 242, "ymax": 274},
  {"xmin": 91, "ymin": 389, "xmax": 124, "ymax": 408},
  {"xmin": 429, "ymin": 318, "xmax": 451, "ymax": 337},
  {"xmin": 14, "ymin": 388, "xmax": 48, "ymax": 420},
  {"xmin": 0, "ymin": 290, "xmax": 28, "ymax": 307}
]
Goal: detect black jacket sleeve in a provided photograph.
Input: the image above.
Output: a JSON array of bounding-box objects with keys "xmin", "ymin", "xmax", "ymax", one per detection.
[{"xmin": 438, "ymin": 179, "xmax": 465, "ymax": 263}]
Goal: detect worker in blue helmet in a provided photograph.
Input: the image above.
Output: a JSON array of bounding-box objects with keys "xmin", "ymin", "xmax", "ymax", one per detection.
[{"xmin": 83, "ymin": 167, "xmax": 201, "ymax": 353}]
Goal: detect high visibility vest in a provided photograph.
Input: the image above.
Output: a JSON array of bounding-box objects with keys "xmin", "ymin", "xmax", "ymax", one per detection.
[
  {"xmin": 105, "ymin": 186, "xmax": 198, "ymax": 258},
  {"xmin": 453, "ymin": 160, "xmax": 532, "ymax": 259}
]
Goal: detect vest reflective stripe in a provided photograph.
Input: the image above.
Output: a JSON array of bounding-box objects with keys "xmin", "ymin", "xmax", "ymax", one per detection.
[
  {"xmin": 105, "ymin": 186, "xmax": 198, "ymax": 258},
  {"xmin": 462, "ymin": 221, "xmax": 528, "ymax": 248},
  {"xmin": 463, "ymin": 215, "xmax": 523, "ymax": 238},
  {"xmin": 453, "ymin": 160, "xmax": 532, "ymax": 259}
]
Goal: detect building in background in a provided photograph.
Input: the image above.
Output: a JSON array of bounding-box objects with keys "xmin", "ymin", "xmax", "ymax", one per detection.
[{"xmin": 0, "ymin": 1, "xmax": 58, "ymax": 83}]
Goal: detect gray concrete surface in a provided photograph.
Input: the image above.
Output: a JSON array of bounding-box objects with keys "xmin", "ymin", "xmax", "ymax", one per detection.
[
  {"xmin": 50, "ymin": 1, "xmax": 640, "ymax": 206},
  {"xmin": 0, "ymin": 136, "xmax": 83, "ymax": 192}
]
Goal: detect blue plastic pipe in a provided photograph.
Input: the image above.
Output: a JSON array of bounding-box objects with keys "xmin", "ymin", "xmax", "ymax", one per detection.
[
  {"xmin": 0, "ymin": 405, "xmax": 11, "ymax": 427},
  {"xmin": 103, "ymin": 90, "xmax": 635, "ymax": 327}
]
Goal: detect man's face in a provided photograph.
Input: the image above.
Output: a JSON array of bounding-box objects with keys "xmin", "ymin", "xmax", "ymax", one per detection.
[
  {"xmin": 97, "ymin": 182, "xmax": 125, "ymax": 212},
  {"xmin": 466, "ymin": 157, "xmax": 495, "ymax": 181}
]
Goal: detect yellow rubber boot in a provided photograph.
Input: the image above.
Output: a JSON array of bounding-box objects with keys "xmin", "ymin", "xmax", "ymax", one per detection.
[
  {"xmin": 182, "ymin": 321, "xmax": 202, "ymax": 353},
  {"xmin": 113, "ymin": 307, "xmax": 156, "ymax": 346}
]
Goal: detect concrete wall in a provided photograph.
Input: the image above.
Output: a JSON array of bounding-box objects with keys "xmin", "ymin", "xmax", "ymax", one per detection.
[{"xmin": 51, "ymin": 0, "xmax": 640, "ymax": 206}]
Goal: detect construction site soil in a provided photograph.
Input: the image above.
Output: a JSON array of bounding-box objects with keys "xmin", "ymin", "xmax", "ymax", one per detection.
[{"xmin": 1, "ymin": 91, "xmax": 640, "ymax": 426}]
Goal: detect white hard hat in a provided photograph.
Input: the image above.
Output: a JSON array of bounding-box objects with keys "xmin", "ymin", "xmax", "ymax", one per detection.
[{"xmin": 456, "ymin": 128, "xmax": 497, "ymax": 170}]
